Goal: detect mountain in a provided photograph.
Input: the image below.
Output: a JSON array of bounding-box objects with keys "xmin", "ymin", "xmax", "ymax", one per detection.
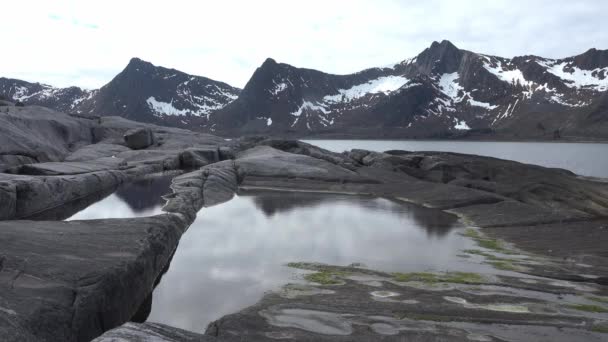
[
  {"xmin": 2, "ymin": 41, "xmax": 607, "ymax": 140},
  {"xmin": 209, "ymin": 40, "xmax": 608, "ymax": 139},
  {"xmin": 0, "ymin": 58, "xmax": 241, "ymax": 128}
]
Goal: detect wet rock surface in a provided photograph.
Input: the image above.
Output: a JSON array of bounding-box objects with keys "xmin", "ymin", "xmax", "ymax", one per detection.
[{"xmin": 0, "ymin": 106, "xmax": 607, "ymax": 341}]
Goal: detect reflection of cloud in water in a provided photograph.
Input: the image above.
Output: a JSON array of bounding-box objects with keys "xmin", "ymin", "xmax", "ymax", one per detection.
[
  {"xmin": 247, "ymin": 190, "xmax": 457, "ymax": 238},
  {"xmin": 149, "ymin": 192, "xmax": 477, "ymax": 333}
]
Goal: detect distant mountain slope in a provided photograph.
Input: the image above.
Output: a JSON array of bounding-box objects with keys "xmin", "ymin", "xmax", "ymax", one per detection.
[
  {"xmin": 210, "ymin": 40, "xmax": 608, "ymax": 139},
  {"xmin": 2, "ymin": 41, "xmax": 607, "ymax": 140},
  {"xmin": 0, "ymin": 58, "xmax": 241, "ymax": 128}
]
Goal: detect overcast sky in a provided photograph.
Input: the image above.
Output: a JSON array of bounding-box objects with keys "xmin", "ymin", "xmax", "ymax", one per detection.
[{"xmin": 1, "ymin": 0, "xmax": 606, "ymax": 89}]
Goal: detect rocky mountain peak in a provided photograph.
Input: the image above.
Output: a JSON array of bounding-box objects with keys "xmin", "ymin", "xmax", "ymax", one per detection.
[
  {"xmin": 122, "ymin": 57, "xmax": 157, "ymax": 74},
  {"xmin": 414, "ymin": 40, "xmax": 464, "ymax": 75},
  {"xmin": 570, "ymin": 47, "xmax": 608, "ymax": 70}
]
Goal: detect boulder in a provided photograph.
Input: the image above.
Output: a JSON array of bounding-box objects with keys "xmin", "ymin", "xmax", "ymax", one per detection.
[
  {"xmin": 179, "ymin": 147, "xmax": 220, "ymax": 169},
  {"xmin": 124, "ymin": 128, "xmax": 154, "ymax": 150}
]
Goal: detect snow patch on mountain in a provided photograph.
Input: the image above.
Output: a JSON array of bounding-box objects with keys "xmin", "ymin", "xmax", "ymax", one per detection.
[
  {"xmin": 290, "ymin": 101, "xmax": 332, "ymax": 128},
  {"xmin": 437, "ymin": 72, "xmax": 498, "ymax": 110},
  {"xmin": 146, "ymin": 97, "xmax": 189, "ymax": 116},
  {"xmin": 290, "ymin": 101, "xmax": 329, "ymax": 117},
  {"xmin": 467, "ymin": 98, "xmax": 498, "ymax": 109},
  {"xmin": 438, "ymin": 72, "xmax": 463, "ymax": 99},
  {"xmin": 537, "ymin": 60, "xmax": 608, "ymax": 91},
  {"xmin": 12, "ymin": 84, "xmax": 62, "ymax": 101},
  {"xmin": 483, "ymin": 58, "xmax": 531, "ymax": 86},
  {"xmin": 270, "ymin": 80, "xmax": 288, "ymax": 95},
  {"xmin": 454, "ymin": 119, "xmax": 470, "ymax": 130},
  {"xmin": 70, "ymin": 90, "xmax": 96, "ymax": 109},
  {"xmin": 323, "ymin": 76, "xmax": 409, "ymax": 103}
]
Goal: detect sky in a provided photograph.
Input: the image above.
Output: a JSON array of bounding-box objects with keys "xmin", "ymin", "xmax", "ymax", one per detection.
[{"xmin": 1, "ymin": 0, "xmax": 606, "ymax": 89}]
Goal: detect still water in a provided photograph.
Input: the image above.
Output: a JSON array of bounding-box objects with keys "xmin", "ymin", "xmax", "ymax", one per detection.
[
  {"xmin": 27, "ymin": 173, "xmax": 174, "ymax": 221},
  {"xmin": 304, "ymin": 140, "xmax": 608, "ymax": 178},
  {"xmin": 148, "ymin": 190, "xmax": 483, "ymax": 333}
]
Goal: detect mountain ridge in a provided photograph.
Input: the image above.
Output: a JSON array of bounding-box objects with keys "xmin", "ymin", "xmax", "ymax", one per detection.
[{"xmin": 2, "ymin": 40, "xmax": 607, "ymax": 140}]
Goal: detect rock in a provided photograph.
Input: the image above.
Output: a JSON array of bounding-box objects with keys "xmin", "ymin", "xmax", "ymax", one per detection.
[
  {"xmin": 65, "ymin": 144, "xmax": 130, "ymax": 162},
  {"xmin": 0, "ymin": 214, "xmax": 187, "ymax": 342},
  {"xmin": 235, "ymin": 146, "xmax": 370, "ymax": 183},
  {"xmin": 116, "ymin": 150, "xmax": 181, "ymax": 171},
  {"xmin": 124, "ymin": 128, "xmax": 154, "ymax": 149},
  {"xmin": 0, "ymin": 105, "xmax": 94, "ymax": 166},
  {"xmin": 0, "ymin": 169, "xmax": 128, "ymax": 219},
  {"xmin": 449, "ymin": 200, "xmax": 588, "ymax": 228},
  {"xmin": 14, "ymin": 157, "xmax": 127, "ymax": 176},
  {"xmin": 0, "ymin": 182, "xmax": 16, "ymax": 219},
  {"xmin": 201, "ymin": 160, "xmax": 238, "ymax": 207},
  {"xmin": 92, "ymin": 322, "xmax": 217, "ymax": 342},
  {"xmin": 179, "ymin": 147, "xmax": 220, "ymax": 169},
  {"xmin": 0, "ymin": 155, "xmax": 38, "ymax": 172}
]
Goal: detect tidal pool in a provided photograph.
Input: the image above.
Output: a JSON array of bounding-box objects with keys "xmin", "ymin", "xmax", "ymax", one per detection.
[
  {"xmin": 148, "ymin": 189, "xmax": 483, "ymax": 333},
  {"xmin": 26, "ymin": 173, "xmax": 174, "ymax": 220}
]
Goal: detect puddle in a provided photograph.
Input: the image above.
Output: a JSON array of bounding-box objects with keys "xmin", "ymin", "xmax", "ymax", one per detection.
[
  {"xmin": 25, "ymin": 173, "xmax": 175, "ymax": 220},
  {"xmin": 148, "ymin": 190, "xmax": 489, "ymax": 332},
  {"xmin": 260, "ymin": 308, "xmax": 353, "ymax": 335}
]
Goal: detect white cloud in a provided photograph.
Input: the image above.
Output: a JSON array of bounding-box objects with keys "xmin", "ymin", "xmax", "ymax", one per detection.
[{"xmin": 0, "ymin": 0, "xmax": 606, "ymax": 89}]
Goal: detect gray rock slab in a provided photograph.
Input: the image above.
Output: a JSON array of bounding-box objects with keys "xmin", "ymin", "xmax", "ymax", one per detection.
[
  {"xmin": 16, "ymin": 157, "xmax": 127, "ymax": 176},
  {"xmin": 236, "ymin": 146, "xmax": 371, "ymax": 183},
  {"xmin": 92, "ymin": 322, "xmax": 217, "ymax": 342},
  {"xmin": 116, "ymin": 150, "xmax": 181, "ymax": 170},
  {"xmin": 449, "ymin": 200, "xmax": 589, "ymax": 227},
  {"xmin": 65, "ymin": 144, "xmax": 130, "ymax": 162},
  {"xmin": 2, "ymin": 170, "xmax": 127, "ymax": 219},
  {"xmin": 0, "ymin": 214, "xmax": 187, "ymax": 342},
  {"xmin": 0, "ymin": 106, "xmax": 94, "ymax": 167}
]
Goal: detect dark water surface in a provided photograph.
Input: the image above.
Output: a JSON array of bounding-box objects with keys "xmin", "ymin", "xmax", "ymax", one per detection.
[
  {"xmin": 27, "ymin": 173, "xmax": 175, "ymax": 220},
  {"xmin": 148, "ymin": 190, "xmax": 482, "ymax": 333},
  {"xmin": 304, "ymin": 140, "xmax": 608, "ymax": 178}
]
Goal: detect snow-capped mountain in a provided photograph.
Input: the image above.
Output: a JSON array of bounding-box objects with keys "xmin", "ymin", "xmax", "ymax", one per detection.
[
  {"xmin": 2, "ymin": 41, "xmax": 607, "ymax": 139},
  {"xmin": 210, "ymin": 40, "xmax": 608, "ymax": 139},
  {"xmin": 0, "ymin": 78, "xmax": 95, "ymax": 114},
  {"xmin": 0, "ymin": 58, "xmax": 241, "ymax": 128}
]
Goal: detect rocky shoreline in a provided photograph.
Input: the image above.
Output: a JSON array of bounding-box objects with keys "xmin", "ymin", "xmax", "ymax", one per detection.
[{"xmin": 1, "ymin": 103, "xmax": 607, "ymax": 341}]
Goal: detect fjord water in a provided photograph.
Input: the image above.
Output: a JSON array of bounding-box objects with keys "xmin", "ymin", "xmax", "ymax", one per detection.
[
  {"xmin": 304, "ymin": 140, "xmax": 608, "ymax": 178},
  {"xmin": 148, "ymin": 190, "xmax": 481, "ymax": 333}
]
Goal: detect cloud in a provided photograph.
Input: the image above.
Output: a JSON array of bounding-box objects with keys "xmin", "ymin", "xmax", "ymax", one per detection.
[{"xmin": 0, "ymin": 0, "xmax": 606, "ymax": 89}]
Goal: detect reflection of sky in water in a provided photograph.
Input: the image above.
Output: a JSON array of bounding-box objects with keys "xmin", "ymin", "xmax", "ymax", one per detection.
[
  {"xmin": 148, "ymin": 192, "xmax": 479, "ymax": 333},
  {"xmin": 66, "ymin": 194, "xmax": 164, "ymax": 220},
  {"xmin": 63, "ymin": 174, "xmax": 174, "ymax": 221}
]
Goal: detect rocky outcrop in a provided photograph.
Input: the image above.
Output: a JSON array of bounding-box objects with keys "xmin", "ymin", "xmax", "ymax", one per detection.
[
  {"xmin": 92, "ymin": 322, "xmax": 216, "ymax": 342},
  {"xmin": 179, "ymin": 147, "xmax": 220, "ymax": 169},
  {"xmin": 124, "ymin": 128, "xmax": 155, "ymax": 149},
  {"xmin": 65, "ymin": 143, "xmax": 130, "ymax": 162},
  {"xmin": 2, "ymin": 113, "xmax": 608, "ymax": 342},
  {"xmin": 0, "ymin": 214, "xmax": 187, "ymax": 342},
  {"xmin": 0, "ymin": 104, "xmax": 94, "ymax": 170},
  {"xmin": 235, "ymin": 146, "xmax": 369, "ymax": 183}
]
